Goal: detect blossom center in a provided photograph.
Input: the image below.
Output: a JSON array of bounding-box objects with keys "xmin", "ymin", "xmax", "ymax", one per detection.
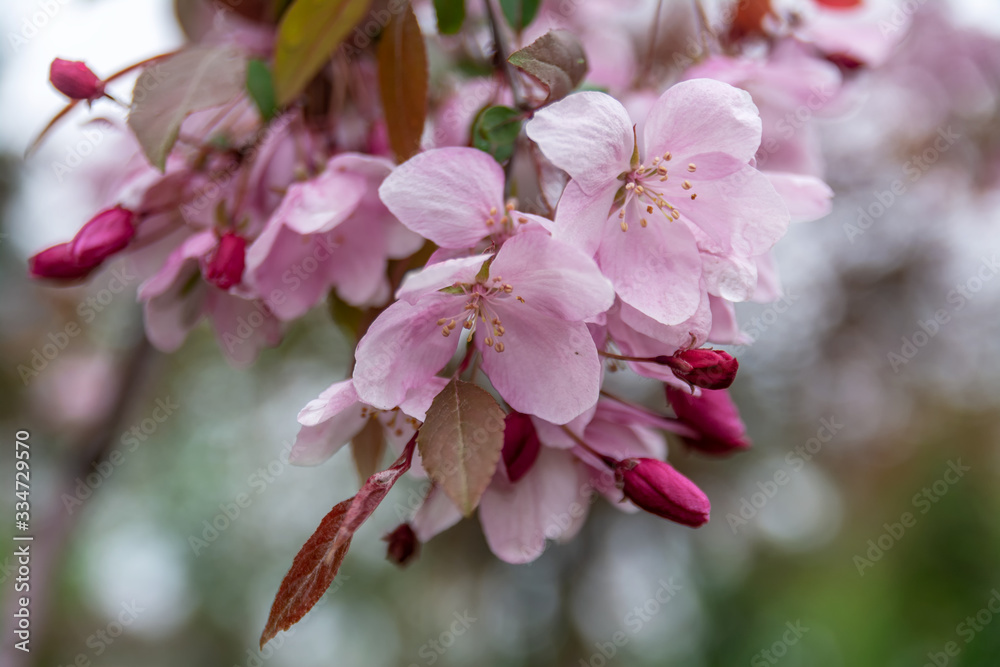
[
  {"xmin": 615, "ymin": 152, "xmax": 699, "ymax": 232},
  {"xmin": 436, "ymin": 277, "xmax": 519, "ymax": 353}
]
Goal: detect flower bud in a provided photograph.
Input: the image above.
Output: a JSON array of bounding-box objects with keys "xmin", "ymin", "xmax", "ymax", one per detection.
[
  {"xmin": 29, "ymin": 206, "xmax": 135, "ymax": 282},
  {"xmin": 71, "ymin": 206, "xmax": 135, "ymax": 267},
  {"xmin": 28, "ymin": 242, "xmax": 98, "ymax": 281},
  {"xmin": 204, "ymin": 232, "xmax": 246, "ymax": 290},
  {"xmin": 383, "ymin": 523, "xmax": 420, "ymax": 566},
  {"xmin": 666, "ymin": 387, "xmax": 751, "ymax": 455},
  {"xmin": 501, "ymin": 411, "xmax": 541, "ymax": 483},
  {"xmin": 49, "ymin": 58, "xmax": 105, "ymax": 102},
  {"xmin": 615, "ymin": 458, "xmax": 710, "ymax": 527},
  {"xmin": 664, "ymin": 348, "xmax": 738, "ymax": 390}
]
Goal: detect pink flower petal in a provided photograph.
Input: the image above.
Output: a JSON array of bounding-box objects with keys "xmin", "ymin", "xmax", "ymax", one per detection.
[
  {"xmin": 488, "ymin": 231, "xmax": 614, "ymax": 321},
  {"xmin": 353, "ymin": 297, "xmax": 459, "ymax": 410},
  {"xmin": 550, "ymin": 180, "xmax": 618, "ymax": 257},
  {"xmin": 597, "ymin": 211, "xmax": 702, "ymax": 326},
  {"xmin": 643, "ymin": 79, "xmax": 762, "ymax": 166},
  {"xmin": 378, "ymin": 147, "xmax": 505, "ymax": 248},
  {"xmin": 479, "ymin": 310, "xmax": 601, "ymax": 425},
  {"xmin": 479, "ymin": 447, "xmax": 589, "ymax": 564},
  {"xmin": 764, "ymin": 172, "xmax": 834, "ymax": 223},
  {"xmin": 527, "ymin": 91, "xmax": 633, "ymax": 195},
  {"xmin": 395, "ymin": 254, "xmax": 490, "ymax": 304}
]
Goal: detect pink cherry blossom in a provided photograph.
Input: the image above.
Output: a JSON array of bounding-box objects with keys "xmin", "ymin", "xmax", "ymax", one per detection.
[
  {"xmin": 353, "ymin": 230, "xmax": 614, "ymax": 424},
  {"xmin": 378, "ymin": 147, "xmax": 550, "ymax": 252},
  {"xmin": 138, "ymin": 231, "xmax": 281, "ymax": 367},
  {"xmin": 290, "ymin": 378, "xmax": 444, "ymax": 466},
  {"xmin": 246, "ymin": 153, "xmax": 423, "ymax": 320},
  {"xmin": 526, "ymin": 79, "xmax": 791, "ymax": 325}
]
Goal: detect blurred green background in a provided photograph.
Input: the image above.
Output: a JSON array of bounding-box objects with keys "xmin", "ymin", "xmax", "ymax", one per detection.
[{"xmin": 4, "ymin": 0, "xmax": 1000, "ymax": 665}]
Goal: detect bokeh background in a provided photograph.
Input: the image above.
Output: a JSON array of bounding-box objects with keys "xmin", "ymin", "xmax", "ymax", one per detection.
[{"xmin": 4, "ymin": 0, "xmax": 1000, "ymax": 665}]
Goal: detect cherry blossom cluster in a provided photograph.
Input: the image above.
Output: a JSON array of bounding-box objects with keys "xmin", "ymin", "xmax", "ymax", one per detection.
[{"xmin": 27, "ymin": 0, "xmax": 881, "ymax": 639}]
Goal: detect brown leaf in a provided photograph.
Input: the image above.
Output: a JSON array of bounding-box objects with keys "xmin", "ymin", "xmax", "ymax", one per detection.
[
  {"xmin": 350, "ymin": 417, "xmax": 387, "ymax": 482},
  {"xmin": 259, "ymin": 436, "xmax": 416, "ymax": 647},
  {"xmin": 376, "ymin": 0, "xmax": 428, "ymax": 162},
  {"xmin": 417, "ymin": 379, "xmax": 505, "ymax": 517},
  {"xmin": 507, "ymin": 30, "xmax": 587, "ymax": 104},
  {"xmin": 127, "ymin": 46, "xmax": 248, "ymax": 170}
]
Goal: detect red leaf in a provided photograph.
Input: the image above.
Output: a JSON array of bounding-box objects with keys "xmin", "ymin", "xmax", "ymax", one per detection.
[
  {"xmin": 259, "ymin": 436, "xmax": 416, "ymax": 647},
  {"xmin": 376, "ymin": 0, "xmax": 428, "ymax": 162},
  {"xmin": 726, "ymin": 0, "xmax": 774, "ymax": 42}
]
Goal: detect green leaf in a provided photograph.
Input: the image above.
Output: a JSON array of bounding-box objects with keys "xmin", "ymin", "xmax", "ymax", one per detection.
[
  {"xmin": 376, "ymin": 0, "xmax": 428, "ymax": 163},
  {"xmin": 128, "ymin": 46, "xmax": 248, "ymax": 171},
  {"xmin": 433, "ymin": 0, "xmax": 465, "ymax": 34},
  {"xmin": 471, "ymin": 105, "xmax": 522, "ymax": 163},
  {"xmin": 507, "ymin": 29, "xmax": 588, "ymax": 104},
  {"xmin": 630, "ymin": 126, "xmax": 640, "ymax": 170},
  {"xmin": 417, "ymin": 379, "xmax": 506, "ymax": 516},
  {"xmin": 327, "ymin": 290, "xmax": 365, "ymax": 341},
  {"xmin": 499, "ymin": 0, "xmax": 540, "ymax": 31},
  {"xmin": 273, "ymin": 0, "xmax": 372, "ymax": 106},
  {"xmin": 246, "ymin": 59, "xmax": 278, "ymax": 120},
  {"xmin": 438, "ymin": 285, "xmax": 466, "ymax": 295},
  {"xmin": 474, "ymin": 255, "xmax": 494, "ymax": 284}
]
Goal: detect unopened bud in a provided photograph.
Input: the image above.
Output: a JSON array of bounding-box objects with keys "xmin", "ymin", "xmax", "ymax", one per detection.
[
  {"xmin": 204, "ymin": 232, "xmax": 246, "ymax": 290},
  {"xmin": 615, "ymin": 458, "xmax": 710, "ymax": 527},
  {"xmin": 28, "ymin": 242, "xmax": 98, "ymax": 281},
  {"xmin": 501, "ymin": 411, "xmax": 541, "ymax": 483},
  {"xmin": 384, "ymin": 523, "xmax": 420, "ymax": 566},
  {"xmin": 663, "ymin": 349, "xmax": 738, "ymax": 390},
  {"xmin": 71, "ymin": 205, "xmax": 135, "ymax": 267},
  {"xmin": 29, "ymin": 205, "xmax": 135, "ymax": 282},
  {"xmin": 666, "ymin": 387, "xmax": 751, "ymax": 455},
  {"xmin": 49, "ymin": 58, "xmax": 105, "ymax": 102}
]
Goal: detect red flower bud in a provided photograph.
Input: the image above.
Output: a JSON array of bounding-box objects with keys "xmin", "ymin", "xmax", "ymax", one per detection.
[
  {"xmin": 49, "ymin": 58, "xmax": 105, "ymax": 102},
  {"xmin": 665, "ymin": 349, "xmax": 738, "ymax": 390},
  {"xmin": 71, "ymin": 206, "xmax": 135, "ymax": 267},
  {"xmin": 501, "ymin": 411, "xmax": 541, "ymax": 483},
  {"xmin": 204, "ymin": 232, "xmax": 246, "ymax": 290},
  {"xmin": 28, "ymin": 242, "xmax": 99, "ymax": 281},
  {"xmin": 615, "ymin": 458, "xmax": 710, "ymax": 527},
  {"xmin": 29, "ymin": 206, "xmax": 135, "ymax": 282},
  {"xmin": 666, "ymin": 387, "xmax": 751, "ymax": 455},
  {"xmin": 383, "ymin": 523, "xmax": 420, "ymax": 566}
]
